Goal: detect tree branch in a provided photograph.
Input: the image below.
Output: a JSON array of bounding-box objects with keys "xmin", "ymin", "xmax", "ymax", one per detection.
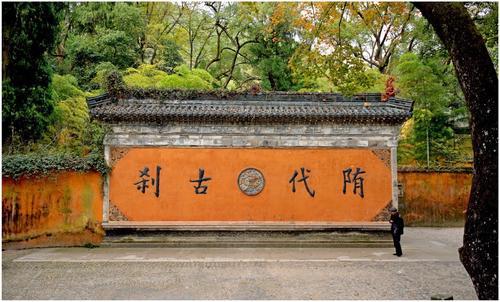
[
  {"xmin": 338, "ymin": 2, "xmax": 347, "ymax": 46},
  {"xmin": 159, "ymin": 5, "xmax": 183, "ymax": 37},
  {"xmin": 234, "ymin": 76, "xmax": 261, "ymax": 90},
  {"xmin": 356, "ymin": 9, "xmax": 378, "ymax": 37}
]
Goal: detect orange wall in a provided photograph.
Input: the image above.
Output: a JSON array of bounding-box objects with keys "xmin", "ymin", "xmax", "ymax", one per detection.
[
  {"xmin": 2, "ymin": 172, "xmax": 104, "ymax": 248},
  {"xmin": 398, "ymin": 171, "xmax": 472, "ymax": 225},
  {"xmin": 109, "ymin": 148, "xmax": 392, "ymax": 222},
  {"xmin": 1, "ymin": 168, "xmax": 473, "ymax": 248}
]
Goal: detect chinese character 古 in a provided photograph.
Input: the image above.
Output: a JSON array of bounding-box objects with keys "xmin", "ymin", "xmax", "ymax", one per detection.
[
  {"xmin": 342, "ymin": 167, "xmax": 365, "ymax": 198},
  {"xmin": 289, "ymin": 167, "xmax": 316, "ymax": 197},
  {"xmin": 190, "ymin": 168, "xmax": 212, "ymax": 194},
  {"xmin": 134, "ymin": 166, "xmax": 161, "ymax": 197}
]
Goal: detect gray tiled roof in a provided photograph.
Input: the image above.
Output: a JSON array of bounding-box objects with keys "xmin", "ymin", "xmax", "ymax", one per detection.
[{"xmin": 87, "ymin": 92, "xmax": 413, "ymax": 125}]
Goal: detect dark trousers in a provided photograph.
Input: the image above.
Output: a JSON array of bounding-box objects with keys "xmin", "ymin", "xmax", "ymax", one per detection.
[{"xmin": 392, "ymin": 234, "xmax": 402, "ymax": 256}]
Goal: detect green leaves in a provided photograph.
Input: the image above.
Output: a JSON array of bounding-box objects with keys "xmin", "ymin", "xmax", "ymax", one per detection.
[
  {"xmin": 2, "ymin": 3, "xmax": 63, "ymax": 143},
  {"xmin": 291, "ymin": 43, "xmax": 380, "ymax": 95},
  {"xmin": 250, "ymin": 11, "xmax": 297, "ymax": 91},
  {"xmin": 63, "ymin": 3, "xmax": 144, "ymax": 88},
  {"xmin": 96, "ymin": 28, "xmax": 136, "ymax": 68},
  {"xmin": 157, "ymin": 40, "xmax": 184, "ymax": 72},
  {"xmin": 109, "ymin": 3, "xmax": 144, "ymax": 40},
  {"xmin": 395, "ymin": 53, "xmax": 447, "ymax": 110},
  {"xmin": 2, "ymin": 152, "xmax": 109, "ymax": 180},
  {"xmin": 3, "ymin": 2, "xmax": 477, "ymax": 170},
  {"xmin": 51, "ymin": 74, "xmax": 85, "ymax": 101},
  {"xmin": 395, "ymin": 53, "xmax": 465, "ymax": 166},
  {"xmin": 122, "ymin": 64, "xmax": 214, "ymax": 90},
  {"xmin": 91, "ymin": 62, "xmax": 119, "ymax": 90}
]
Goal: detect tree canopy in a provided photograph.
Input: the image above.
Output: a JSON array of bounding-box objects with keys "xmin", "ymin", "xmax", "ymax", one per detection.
[
  {"xmin": 2, "ymin": 2, "xmax": 497, "ymax": 169},
  {"xmin": 2, "ymin": 2, "xmax": 63, "ymax": 144}
]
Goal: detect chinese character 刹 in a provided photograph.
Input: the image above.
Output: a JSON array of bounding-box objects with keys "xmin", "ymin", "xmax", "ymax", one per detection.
[{"xmin": 134, "ymin": 166, "xmax": 161, "ymax": 197}]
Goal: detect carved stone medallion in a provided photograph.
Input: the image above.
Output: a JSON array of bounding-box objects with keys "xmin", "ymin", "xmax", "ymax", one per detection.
[{"xmin": 238, "ymin": 168, "xmax": 265, "ymax": 196}]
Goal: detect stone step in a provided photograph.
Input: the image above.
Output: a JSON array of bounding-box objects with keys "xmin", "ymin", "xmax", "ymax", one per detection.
[
  {"xmin": 102, "ymin": 221, "xmax": 391, "ymax": 232},
  {"xmin": 101, "ymin": 230, "xmax": 393, "ymax": 248}
]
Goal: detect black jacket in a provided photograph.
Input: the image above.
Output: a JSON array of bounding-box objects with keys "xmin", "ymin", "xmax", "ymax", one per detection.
[{"xmin": 390, "ymin": 213, "xmax": 404, "ymax": 236}]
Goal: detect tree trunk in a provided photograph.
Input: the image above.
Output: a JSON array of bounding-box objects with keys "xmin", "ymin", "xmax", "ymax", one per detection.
[
  {"xmin": 151, "ymin": 48, "xmax": 157, "ymax": 65},
  {"xmin": 413, "ymin": 3, "xmax": 498, "ymax": 300},
  {"xmin": 189, "ymin": 39, "xmax": 194, "ymax": 70},
  {"xmin": 223, "ymin": 47, "xmax": 240, "ymax": 89},
  {"xmin": 268, "ymin": 71, "xmax": 277, "ymax": 91},
  {"xmin": 2, "ymin": 27, "xmax": 10, "ymax": 79}
]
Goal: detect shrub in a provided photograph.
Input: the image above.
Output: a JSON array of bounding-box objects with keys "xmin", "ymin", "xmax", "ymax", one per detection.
[
  {"xmin": 123, "ymin": 64, "xmax": 214, "ymax": 90},
  {"xmin": 52, "ymin": 74, "xmax": 84, "ymax": 101},
  {"xmin": 2, "ymin": 152, "xmax": 109, "ymax": 179},
  {"xmin": 91, "ymin": 62, "xmax": 118, "ymax": 89}
]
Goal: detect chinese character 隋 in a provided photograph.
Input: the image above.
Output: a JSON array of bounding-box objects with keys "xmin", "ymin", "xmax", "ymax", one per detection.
[
  {"xmin": 134, "ymin": 165, "xmax": 161, "ymax": 197},
  {"xmin": 289, "ymin": 167, "xmax": 315, "ymax": 197},
  {"xmin": 190, "ymin": 168, "xmax": 212, "ymax": 194},
  {"xmin": 342, "ymin": 167, "xmax": 365, "ymax": 198}
]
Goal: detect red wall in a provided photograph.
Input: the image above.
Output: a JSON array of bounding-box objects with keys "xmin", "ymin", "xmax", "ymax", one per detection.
[
  {"xmin": 109, "ymin": 148, "xmax": 392, "ymax": 222},
  {"xmin": 2, "ymin": 169, "xmax": 472, "ymax": 248},
  {"xmin": 2, "ymin": 172, "xmax": 104, "ymax": 249},
  {"xmin": 398, "ymin": 171, "xmax": 472, "ymax": 226}
]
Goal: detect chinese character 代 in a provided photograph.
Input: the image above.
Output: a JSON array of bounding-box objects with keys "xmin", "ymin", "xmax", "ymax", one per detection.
[
  {"xmin": 190, "ymin": 168, "xmax": 212, "ymax": 194},
  {"xmin": 289, "ymin": 167, "xmax": 315, "ymax": 197},
  {"xmin": 342, "ymin": 167, "xmax": 365, "ymax": 198}
]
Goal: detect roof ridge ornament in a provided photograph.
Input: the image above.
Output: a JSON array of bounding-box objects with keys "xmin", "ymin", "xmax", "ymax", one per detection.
[{"xmin": 382, "ymin": 76, "xmax": 397, "ymax": 102}]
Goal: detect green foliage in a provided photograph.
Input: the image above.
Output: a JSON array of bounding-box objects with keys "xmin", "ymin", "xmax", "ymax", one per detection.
[
  {"xmin": 157, "ymin": 40, "xmax": 184, "ymax": 73},
  {"xmin": 123, "ymin": 64, "xmax": 214, "ymax": 90},
  {"xmin": 42, "ymin": 74, "xmax": 89, "ymax": 153},
  {"xmin": 250, "ymin": 11, "xmax": 298, "ymax": 91},
  {"xmin": 2, "ymin": 2, "xmax": 63, "ymax": 143},
  {"xmin": 65, "ymin": 34, "xmax": 102, "ymax": 88},
  {"xmin": 156, "ymin": 74, "xmax": 210, "ymax": 90},
  {"xmin": 362, "ymin": 69, "xmax": 387, "ymax": 93},
  {"xmin": 109, "ymin": 3, "xmax": 144, "ymax": 40},
  {"xmin": 48, "ymin": 96, "xmax": 89, "ymax": 150},
  {"xmin": 14, "ymin": 74, "xmax": 108, "ymax": 158},
  {"xmin": 2, "ymin": 152, "xmax": 109, "ymax": 180},
  {"xmin": 96, "ymin": 28, "xmax": 136, "ymax": 68},
  {"xmin": 291, "ymin": 44, "xmax": 375, "ymax": 95},
  {"xmin": 79, "ymin": 121, "xmax": 107, "ymax": 155},
  {"xmin": 2, "ymin": 74, "xmax": 108, "ymax": 176},
  {"xmin": 395, "ymin": 53, "xmax": 446, "ymax": 110},
  {"xmin": 4, "ymin": 2, "xmax": 479, "ymax": 170},
  {"xmin": 395, "ymin": 53, "xmax": 460, "ymax": 166},
  {"xmin": 122, "ymin": 73, "xmax": 155, "ymax": 89},
  {"xmin": 71, "ymin": 2, "xmax": 114, "ymax": 34},
  {"xmin": 467, "ymin": 2, "xmax": 498, "ymax": 68},
  {"xmin": 91, "ymin": 62, "xmax": 119, "ymax": 90},
  {"xmin": 296, "ymin": 68, "xmax": 385, "ymax": 94},
  {"xmin": 52, "ymin": 74, "xmax": 85, "ymax": 101},
  {"xmin": 105, "ymin": 71, "xmax": 126, "ymax": 98},
  {"xmin": 327, "ymin": 46, "xmax": 376, "ymax": 95},
  {"xmin": 64, "ymin": 3, "xmax": 143, "ymax": 88},
  {"xmin": 296, "ymin": 77, "xmax": 332, "ymax": 93},
  {"xmin": 190, "ymin": 68, "xmax": 214, "ymax": 84}
]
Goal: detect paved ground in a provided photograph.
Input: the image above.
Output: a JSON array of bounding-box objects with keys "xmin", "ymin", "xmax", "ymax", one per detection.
[{"xmin": 2, "ymin": 227, "xmax": 477, "ymax": 300}]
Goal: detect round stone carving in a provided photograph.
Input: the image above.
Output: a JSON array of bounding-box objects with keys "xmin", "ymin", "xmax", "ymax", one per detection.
[{"xmin": 238, "ymin": 168, "xmax": 265, "ymax": 196}]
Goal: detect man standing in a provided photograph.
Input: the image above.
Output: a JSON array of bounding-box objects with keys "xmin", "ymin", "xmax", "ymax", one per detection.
[{"xmin": 389, "ymin": 207, "xmax": 404, "ymax": 256}]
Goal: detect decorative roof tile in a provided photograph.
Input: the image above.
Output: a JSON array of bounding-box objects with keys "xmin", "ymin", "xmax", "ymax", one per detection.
[{"xmin": 87, "ymin": 92, "xmax": 413, "ymax": 125}]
